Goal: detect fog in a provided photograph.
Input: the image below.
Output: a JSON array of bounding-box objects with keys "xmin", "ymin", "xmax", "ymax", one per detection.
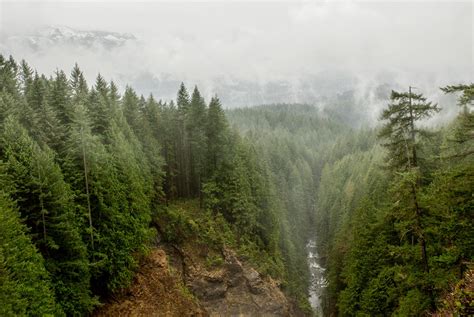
[{"xmin": 0, "ymin": 0, "xmax": 472, "ymax": 115}]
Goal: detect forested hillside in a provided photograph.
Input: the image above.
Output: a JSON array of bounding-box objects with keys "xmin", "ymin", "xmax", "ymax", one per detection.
[
  {"xmin": 314, "ymin": 87, "xmax": 473, "ymax": 315},
  {"xmin": 227, "ymin": 104, "xmax": 354, "ymax": 302},
  {"xmin": 0, "ymin": 55, "xmax": 307, "ymax": 315},
  {"xmin": 0, "ymin": 53, "xmax": 472, "ymax": 316},
  {"xmin": 227, "ymin": 87, "xmax": 473, "ymax": 316}
]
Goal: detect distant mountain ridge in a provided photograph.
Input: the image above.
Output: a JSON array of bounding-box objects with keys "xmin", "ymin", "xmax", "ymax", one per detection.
[
  {"xmin": 6, "ymin": 25, "xmax": 136, "ymax": 50},
  {"xmin": 0, "ymin": 25, "xmax": 457, "ymax": 119}
]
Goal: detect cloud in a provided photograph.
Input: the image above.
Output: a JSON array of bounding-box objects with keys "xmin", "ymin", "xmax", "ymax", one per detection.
[{"xmin": 0, "ymin": 1, "xmax": 472, "ymax": 114}]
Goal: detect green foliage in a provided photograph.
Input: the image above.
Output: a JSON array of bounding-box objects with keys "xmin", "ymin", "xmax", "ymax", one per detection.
[
  {"xmin": 227, "ymin": 104, "xmax": 348, "ymax": 308},
  {"xmin": 319, "ymin": 87, "xmax": 473, "ymax": 316},
  {"xmin": 435, "ymin": 268, "xmax": 474, "ymax": 316},
  {"xmin": 379, "ymin": 89, "xmax": 439, "ymax": 171},
  {"xmin": 154, "ymin": 200, "xmax": 284, "ymax": 279},
  {"xmin": 395, "ymin": 288, "xmax": 431, "ymax": 316},
  {"xmin": 1, "ymin": 116, "xmax": 96, "ymax": 315},
  {"xmin": 155, "ymin": 203, "xmax": 199, "ymax": 244},
  {"xmin": 1, "ymin": 54, "xmax": 470, "ymax": 317},
  {"xmin": 0, "ymin": 190, "xmax": 62, "ymax": 316},
  {"xmin": 205, "ymin": 254, "xmax": 224, "ymax": 268}
]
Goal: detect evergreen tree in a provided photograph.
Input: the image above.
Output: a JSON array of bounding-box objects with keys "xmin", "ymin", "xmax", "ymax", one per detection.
[
  {"xmin": 0, "ymin": 189, "xmax": 61, "ymax": 316},
  {"xmin": 122, "ymin": 86, "xmax": 142, "ymax": 134},
  {"xmin": 160, "ymin": 100, "xmax": 180, "ymax": 200},
  {"xmin": 140, "ymin": 95, "xmax": 165, "ymax": 206},
  {"xmin": 187, "ymin": 86, "xmax": 208, "ymax": 199},
  {"xmin": 379, "ymin": 89, "xmax": 439, "ymax": 271},
  {"xmin": 49, "ymin": 71, "xmax": 72, "ymax": 124},
  {"xmin": 23, "ymin": 73, "xmax": 63, "ymax": 148},
  {"xmin": 206, "ymin": 96, "xmax": 228, "ymax": 174},
  {"xmin": 440, "ymin": 84, "xmax": 474, "ymax": 157},
  {"xmin": 0, "ymin": 55, "xmax": 19, "ymax": 97},
  {"xmin": 379, "ymin": 89, "xmax": 440, "ymax": 171},
  {"xmin": 88, "ymin": 74, "xmax": 112, "ymax": 140},
  {"xmin": 5, "ymin": 54, "xmax": 471, "ymax": 316},
  {"xmin": 0, "ymin": 92, "xmax": 17, "ymax": 132},
  {"xmin": 1, "ymin": 116, "xmax": 95, "ymax": 315},
  {"xmin": 70, "ymin": 63, "xmax": 89, "ymax": 101},
  {"xmin": 62, "ymin": 103, "xmax": 98, "ymax": 250},
  {"xmin": 18, "ymin": 60, "xmax": 33, "ymax": 96},
  {"xmin": 176, "ymin": 82, "xmax": 191, "ymax": 196},
  {"xmin": 377, "ymin": 89, "xmax": 439, "ymax": 312}
]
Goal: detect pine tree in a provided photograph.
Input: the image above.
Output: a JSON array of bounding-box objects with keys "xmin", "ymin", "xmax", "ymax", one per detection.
[
  {"xmin": 49, "ymin": 70, "xmax": 73, "ymax": 126},
  {"xmin": 108, "ymin": 119, "xmax": 154, "ymax": 251},
  {"xmin": 88, "ymin": 74, "xmax": 112, "ymax": 140},
  {"xmin": 108, "ymin": 80, "xmax": 121, "ymax": 124},
  {"xmin": 378, "ymin": 88, "xmax": 439, "ymax": 309},
  {"xmin": 62, "ymin": 103, "xmax": 98, "ymax": 250},
  {"xmin": 187, "ymin": 86, "xmax": 208, "ymax": 199},
  {"xmin": 18, "ymin": 60, "xmax": 33, "ymax": 96},
  {"xmin": 24, "ymin": 73, "xmax": 63, "ymax": 148},
  {"xmin": 140, "ymin": 95, "xmax": 165, "ymax": 206},
  {"xmin": 1, "ymin": 116, "xmax": 95, "ymax": 315},
  {"xmin": 0, "ymin": 189, "xmax": 62, "ymax": 316},
  {"xmin": 440, "ymin": 84, "xmax": 474, "ymax": 157},
  {"xmin": 379, "ymin": 89, "xmax": 440, "ymax": 171},
  {"xmin": 61, "ymin": 101, "xmax": 144, "ymax": 294},
  {"xmin": 176, "ymin": 83, "xmax": 191, "ymax": 196},
  {"xmin": 0, "ymin": 92, "xmax": 17, "ymax": 132},
  {"xmin": 206, "ymin": 96, "xmax": 228, "ymax": 174},
  {"xmin": 0, "ymin": 55, "xmax": 19, "ymax": 97},
  {"xmin": 122, "ymin": 86, "xmax": 142, "ymax": 134},
  {"xmin": 70, "ymin": 63, "xmax": 88, "ymax": 101},
  {"xmin": 160, "ymin": 100, "xmax": 180, "ymax": 200}
]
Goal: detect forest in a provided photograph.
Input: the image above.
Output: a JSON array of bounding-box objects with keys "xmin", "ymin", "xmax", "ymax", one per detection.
[
  {"xmin": 314, "ymin": 87, "xmax": 473, "ymax": 315},
  {"xmin": 0, "ymin": 54, "xmax": 472, "ymax": 316}
]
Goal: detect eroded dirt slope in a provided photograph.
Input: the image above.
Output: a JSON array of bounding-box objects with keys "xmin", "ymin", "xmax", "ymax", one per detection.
[
  {"xmin": 94, "ymin": 245, "xmax": 306, "ymax": 317},
  {"xmin": 94, "ymin": 248, "xmax": 206, "ymax": 317}
]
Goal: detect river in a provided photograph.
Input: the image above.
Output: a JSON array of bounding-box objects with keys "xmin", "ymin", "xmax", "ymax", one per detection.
[{"xmin": 307, "ymin": 239, "xmax": 328, "ymax": 316}]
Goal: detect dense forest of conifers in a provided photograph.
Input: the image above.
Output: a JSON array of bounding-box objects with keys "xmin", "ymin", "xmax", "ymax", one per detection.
[
  {"xmin": 0, "ymin": 53, "xmax": 326, "ymax": 315},
  {"xmin": 0, "ymin": 54, "xmax": 301, "ymax": 315},
  {"xmin": 314, "ymin": 87, "xmax": 473, "ymax": 315},
  {"xmin": 0, "ymin": 53, "xmax": 472, "ymax": 316},
  {"xmin": 228, "ymin": 87, "xmax": 473, "ymax": 316}
]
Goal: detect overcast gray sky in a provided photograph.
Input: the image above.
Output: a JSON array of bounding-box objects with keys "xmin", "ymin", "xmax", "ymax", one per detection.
[{"xmin": 0, "ymin": 0, "xmax": 472, "ymax": 109}]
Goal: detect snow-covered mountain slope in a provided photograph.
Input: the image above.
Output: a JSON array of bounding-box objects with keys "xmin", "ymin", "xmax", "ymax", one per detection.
[{"xmin": 6, "ymin": 26, "xmax": 136, "ymax": 51}]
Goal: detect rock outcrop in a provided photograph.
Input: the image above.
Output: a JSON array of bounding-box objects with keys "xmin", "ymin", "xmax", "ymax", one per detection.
[
  {"xmin": 95, "ymin": 246, "xmax": 305, "ymax": 317},
  {"xmin": 185, "ymin": 248, "xmax": 299, "ymax": 316}
]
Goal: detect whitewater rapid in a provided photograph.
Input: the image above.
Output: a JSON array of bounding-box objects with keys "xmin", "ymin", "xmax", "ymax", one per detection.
[{"xmin": 307, "ymin": 239, "xmax": 328, "ymax": 316}]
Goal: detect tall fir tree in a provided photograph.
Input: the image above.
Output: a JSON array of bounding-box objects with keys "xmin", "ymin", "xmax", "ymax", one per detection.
[
  {"xmin": 378, "ymin": 88, "xmax": 439, "ymax": 309},
  {"xmin": 176, "ymin": 83, "xmax": 191, "ymax": 196},
  {"xmin": 187, "ymin": 86, "xmax": 208, "ymax": 199},
  {"xmin": 0, "ymin": 116, "xmax": 96, "ymax": 315},
  {"xmin": 0, "ymin": 188, "xmax": 62, "ymax": 316}
]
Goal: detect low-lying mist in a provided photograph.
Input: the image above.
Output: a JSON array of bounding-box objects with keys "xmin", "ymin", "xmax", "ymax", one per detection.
[{"xmin": 1, "ymin": 1, "xmax": 471, "ymax": 124}]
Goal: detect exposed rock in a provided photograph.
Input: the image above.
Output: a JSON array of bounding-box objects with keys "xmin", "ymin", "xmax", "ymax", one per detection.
[
  {"xmin": 94, "ymin": 246, "xmax": 307, "ymax": 317},
  {"xmin": 185, "ymin": 247, "xmax": 303, "ymax": 317},
  {"xmin": 190, "ymin": 278, "xmax": 227, "ymax": 301}
]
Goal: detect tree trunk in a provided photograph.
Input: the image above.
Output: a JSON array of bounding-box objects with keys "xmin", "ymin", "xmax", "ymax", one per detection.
[
  {"xmin": 36, "ymin": 160, "xmax": 47, "ymax": 243},
  {"xmin": 82, "ymin": 127, "xmax": 94, "ymax": 250}
]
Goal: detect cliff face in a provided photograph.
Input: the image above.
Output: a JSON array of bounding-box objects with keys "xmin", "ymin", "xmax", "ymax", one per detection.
[
  {"xmin": 94, "ymin": 245, "xmax": 305, "ymax": 317},
  {"xmin": 186, "ymin": 247, "xmax": 302, "ymax": 316}
]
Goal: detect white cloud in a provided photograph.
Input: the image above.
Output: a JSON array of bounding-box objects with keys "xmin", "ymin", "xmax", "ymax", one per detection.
[{"xmin": 0, "ymin": 1, "xmax": 472, "ymax": 111}]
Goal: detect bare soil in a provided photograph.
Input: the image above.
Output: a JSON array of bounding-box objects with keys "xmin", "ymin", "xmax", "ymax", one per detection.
[{"xmin": 94, "ymin": 248, "xmax": 207, "ymax": 317}]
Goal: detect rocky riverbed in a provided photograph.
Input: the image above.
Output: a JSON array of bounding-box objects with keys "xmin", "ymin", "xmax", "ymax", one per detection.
[{"xmin": 307, "ymin": 239, "xmax": 328, "ymax": 316}]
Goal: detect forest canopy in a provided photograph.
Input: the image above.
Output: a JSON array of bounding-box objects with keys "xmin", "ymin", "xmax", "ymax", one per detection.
[{"xmin": 0, "ymin": 54, "xmax": 472, "ymax": 316}]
